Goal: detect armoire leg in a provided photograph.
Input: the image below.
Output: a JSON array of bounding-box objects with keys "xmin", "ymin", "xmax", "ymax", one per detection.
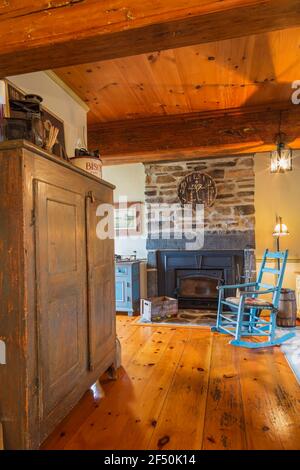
[
  {"xmin": 107, "ymin": 337, "xmax": 122, "ymax": 380},
  {"xmin": 115, "ymin": 337, "xmax": 122, "ymax": 369},
  {"xmin": 107, "ymin": 364, "xmax": 118, "ymax": 380}
]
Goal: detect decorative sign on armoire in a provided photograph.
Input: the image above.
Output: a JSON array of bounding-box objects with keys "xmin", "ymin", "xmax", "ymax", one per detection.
[{"xmin": 177, "ymin": 172, "xmax": 217, "ymax": 208}]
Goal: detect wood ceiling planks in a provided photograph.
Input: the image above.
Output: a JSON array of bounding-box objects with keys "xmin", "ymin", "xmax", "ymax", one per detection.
[
  {"xmin": 1, "ymin": 0, "xmax": 300, "ymax": 76},
  {"xmin": 55, "ymin": 28, "xmax": 300, "ymax": 124}
]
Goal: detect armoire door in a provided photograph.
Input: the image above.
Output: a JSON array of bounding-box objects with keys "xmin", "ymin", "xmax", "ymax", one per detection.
[
  {"xmin": 86, "ymin": 192, "xmax": 115, "ymax": 370},
  {"xmin": 34, "ymin": 181, "xmax": 87, "ymax": 423}
]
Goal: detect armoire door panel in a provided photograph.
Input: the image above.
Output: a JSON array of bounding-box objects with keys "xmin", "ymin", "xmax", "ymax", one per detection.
[
  {"xmin": 34, "ymin": 181, "xmax": 87, "ymax": 420},
  {"xmin": 92, "ymin": 271, "xmax": 113, "ymax": 343},
  {"xmin": 46, "ymin": 294, "xmax": 80, "ymax": 386},
  {"xmin": 47, "ymin": 199, "xmax": 77, "ymax": 274},
  {"xmin": 86, "ymin": 195, "xmax": 115, "ymax": 370}
]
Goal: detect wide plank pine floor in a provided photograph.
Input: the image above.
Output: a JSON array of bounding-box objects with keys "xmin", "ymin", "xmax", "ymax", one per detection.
[{"xmin": 42, "ymin": 315, "xmax": 300, "ymax": 450}]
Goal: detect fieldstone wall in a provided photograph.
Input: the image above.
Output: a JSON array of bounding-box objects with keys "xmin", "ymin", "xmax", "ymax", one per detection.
[
  {"xmin": 145, "ymin": 155, "xmax": 255, "ymax": 234},
  {"xmin": 144, "ymin": 155, "xmax": 256, "ymax": 296}
]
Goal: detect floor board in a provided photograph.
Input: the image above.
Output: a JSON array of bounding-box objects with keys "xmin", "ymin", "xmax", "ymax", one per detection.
[
  {"xmin": 148, "ymin": 329, "xmax": 212, "ymax": 450},
  {"xmin": 42, "ymin": 315, "xmax": 300, "ymax": 450},
  {"xmin": 202, "ymin": 334, "xmax": 247, "ymax": 450}
]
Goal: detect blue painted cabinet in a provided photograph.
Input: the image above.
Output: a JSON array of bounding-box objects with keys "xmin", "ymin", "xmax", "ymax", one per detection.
[{"xmin": 115, "ymin": 261, "xmax": 140, "ymax": 315}]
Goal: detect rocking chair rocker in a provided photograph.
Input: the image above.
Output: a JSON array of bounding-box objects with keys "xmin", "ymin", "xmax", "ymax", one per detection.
[{"xmin": 211, "ymin": 249, "xmax": 295, "ymax": 348}]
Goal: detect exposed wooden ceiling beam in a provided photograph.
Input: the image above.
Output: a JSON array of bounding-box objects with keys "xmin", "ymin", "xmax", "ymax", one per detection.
[
  {"xmin": 1, "ymin": 0, "xmax": 300, "ymax": 76},
  {"xmin": 88, "ymin": 104, "xmax": 300, "ymax": 164}
]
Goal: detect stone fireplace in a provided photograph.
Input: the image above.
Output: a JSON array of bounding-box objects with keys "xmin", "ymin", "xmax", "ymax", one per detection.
[{"xmin": 144, "ymin": 155, "xmax": 256, "ymax": 302}]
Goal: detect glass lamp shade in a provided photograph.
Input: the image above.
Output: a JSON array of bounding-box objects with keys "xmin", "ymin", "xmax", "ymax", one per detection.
[
  {"xmin": 273, "ymin": 222, "xmax": 289, "ymax": 237},
  {"xmin": 270, "ymin": 146, "xmax": 292, "ymax": 173}
]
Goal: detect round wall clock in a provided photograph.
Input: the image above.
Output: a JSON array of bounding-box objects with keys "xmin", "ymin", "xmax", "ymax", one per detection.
[{"xmin": 177, "ymin": 172, "xmax": 217, "ymax": 207}]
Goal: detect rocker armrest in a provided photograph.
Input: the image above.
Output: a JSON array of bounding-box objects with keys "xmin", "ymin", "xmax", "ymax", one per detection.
[{"xmin": 217, "ymin": 282, "xmax": 257, "ymax": 290}]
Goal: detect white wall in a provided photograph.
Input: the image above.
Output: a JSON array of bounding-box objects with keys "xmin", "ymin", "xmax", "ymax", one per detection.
[
  {"xmin": 102, "ymin": 163, "xmax": 147, "ymax": 259},
  {"xmin": 7, "ymin": 72, "xmax": 88, "ymax": 158}
]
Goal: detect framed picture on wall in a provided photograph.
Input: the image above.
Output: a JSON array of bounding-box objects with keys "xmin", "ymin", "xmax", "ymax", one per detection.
[
  {"xmin": 2, "ymin": 79, "xmax": 67, "ymax": 158},
  {"xmin": 114, "ymin": 202, "xmax": 144, "ymax": 237}
]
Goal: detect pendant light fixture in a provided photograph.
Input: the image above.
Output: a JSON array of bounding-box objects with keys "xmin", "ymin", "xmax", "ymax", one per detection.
[{"xmin": 270, "ymin": 111, "xmax": 292, "ymax": 173}]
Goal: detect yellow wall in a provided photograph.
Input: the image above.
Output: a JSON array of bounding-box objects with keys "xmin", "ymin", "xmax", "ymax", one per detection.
[{"xmin": 255, "ymin": 150, "xmax": 300, "ymax": 290}]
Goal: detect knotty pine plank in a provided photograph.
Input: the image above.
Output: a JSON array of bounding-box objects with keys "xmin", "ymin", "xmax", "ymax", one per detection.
[
  {"xmin": 118, "ymin": 324, "xmax": 157, "ymax": 368},
  {"xmin": 63, "ymin": 326, "xmax": 177, "ymax": 449},
  {"xmin": 202, "ymin": 334, "xmax": 247, "ymax": 450},
  {"xmin": 236, "ymin": 345, "xmax": 300, "ymax": 450},
  {"xmin": 89, "ymin": 328, "xmax": 189, "ymax": 450},
  {"xmin": 42, "ymin": 317, "xmax": 300, "ymax": 450},
  {"xmin": 57, "ymin": 27, "xmax": 300, "ymax": 127},
  {"xmin": 147, "ymin": 329, "xmax": 212, "ymax": 450},
  {"xmin": 42, "ymin": 321, "xmax": 152, "ymax": 449},
  {"xmin": 256, "ymin": 346, "xmax": 300, "ymax": 450},
  {"xmin": 40, "ymin": 386, "xmax": 109, "ymax": 450},
  {"xmin": 116, "ymin": 316, "xmax": 143, "ymax": 342}
]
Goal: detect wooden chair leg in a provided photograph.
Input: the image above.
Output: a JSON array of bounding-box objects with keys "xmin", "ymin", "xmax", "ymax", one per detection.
[
  {"xmin": 233, "ymin": 302, "xmax": 244, "ymax": 344},
  {"xmin": 211, "ymin": 290, "xmax": 223, "ymax": 332},
  {"xmin": 270, "ymin": 311, "xmax": 277, "ymax": 342},
  {"xmin": 248, "ymin": 308, "xmax": 255, "ymax": 333},
  {"xmin": 216, "ymin": 291, "xmax": 223, "ymax": 330}
]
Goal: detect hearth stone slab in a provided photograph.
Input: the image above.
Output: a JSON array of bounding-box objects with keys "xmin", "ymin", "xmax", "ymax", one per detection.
[{"xmin": 146, "ymin": 230, "xmax": 255, "ymax": 251}]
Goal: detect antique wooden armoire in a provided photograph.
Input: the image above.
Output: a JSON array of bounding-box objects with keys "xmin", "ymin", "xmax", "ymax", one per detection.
[{"xmin": 0, "ymin": 140, "xmax": 116, "ymax": 449}]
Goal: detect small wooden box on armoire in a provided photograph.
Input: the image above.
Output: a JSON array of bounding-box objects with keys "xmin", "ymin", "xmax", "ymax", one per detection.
[{"xmin": 0, "ymin": 140, "xmax": 117, "ymax": 449}]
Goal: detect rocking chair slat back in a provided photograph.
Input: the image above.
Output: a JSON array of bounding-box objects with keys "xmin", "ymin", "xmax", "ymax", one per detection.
[{"xmin": 256, "ymin": 249, "xmax": 288, "ymax": 308}]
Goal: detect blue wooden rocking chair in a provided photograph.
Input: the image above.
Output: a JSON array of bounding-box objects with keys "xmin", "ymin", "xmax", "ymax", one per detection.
[{"xmin": 211, "ymin": 249, "xmax": 295, "ymax": 348}]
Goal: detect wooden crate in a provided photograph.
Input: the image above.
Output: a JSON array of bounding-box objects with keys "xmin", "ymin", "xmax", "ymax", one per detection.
[{"xmin": 140, "ymin": 296, "xmax": 178, "ymax": 322}]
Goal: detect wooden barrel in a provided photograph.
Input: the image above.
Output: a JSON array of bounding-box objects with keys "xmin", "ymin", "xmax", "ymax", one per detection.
[{"xmin": 277, "ymin": 289, "xmax": 297, "ymax": 327}]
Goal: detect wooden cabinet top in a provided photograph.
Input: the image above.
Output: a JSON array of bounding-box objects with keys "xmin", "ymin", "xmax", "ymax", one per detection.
[
  {"xmin": 0, "ymin": 139, "xmax": 115, "ymax": 190},
  {"xmin": 115, "ymin": 260, "xmax": 141, "ymax": 266}
]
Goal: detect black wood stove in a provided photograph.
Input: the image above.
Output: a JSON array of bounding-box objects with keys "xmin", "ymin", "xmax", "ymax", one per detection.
[{"xmin": 157, "ymin": 250, "xmax": 244, "ymax": 310}]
